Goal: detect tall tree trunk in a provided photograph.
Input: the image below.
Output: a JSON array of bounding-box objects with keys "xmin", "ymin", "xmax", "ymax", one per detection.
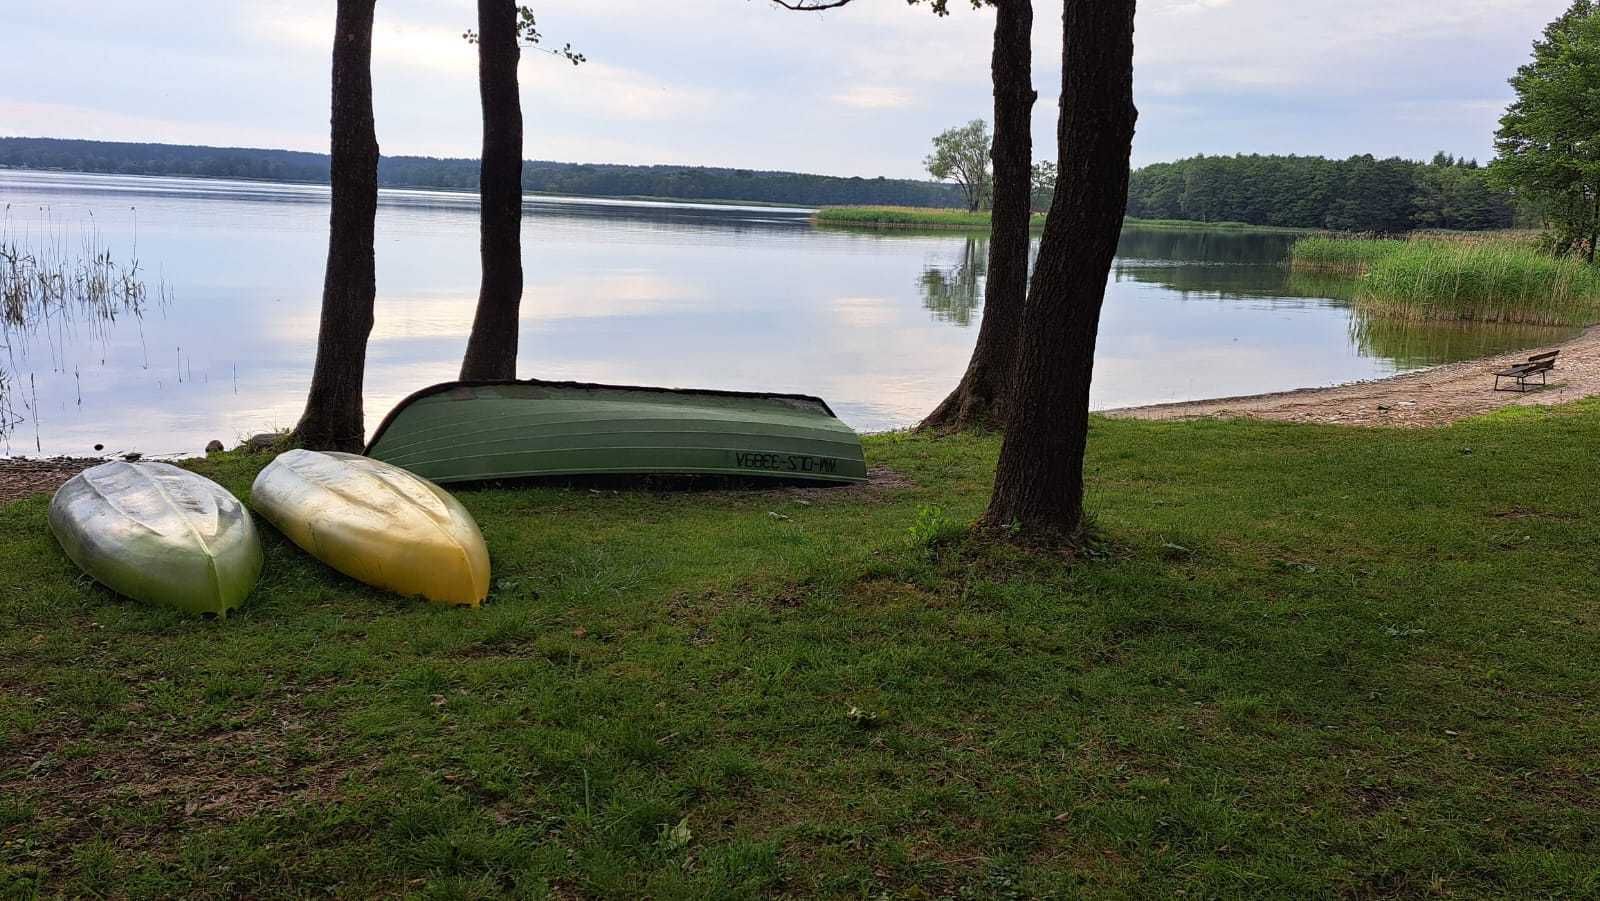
[
  {"xmin": 922, "ymin": 0, "xmax": 1035, "ymax": 431},
  {"xmin": 295, "ymin": 0, "xmax": 380, "ymax": 452},
  {"xmin": 982, "ymin": 0, "xmax": 1137, "ymax": 539},
  {"xmin": 460, "ymin": 0, "xmax": 525, "ymax": 380}
]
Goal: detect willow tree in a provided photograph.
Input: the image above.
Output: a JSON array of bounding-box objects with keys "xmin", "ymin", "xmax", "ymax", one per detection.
[
  {"xmin": 925, "ymin": 119, "xmax": 994, "ymax": 212},
  {"xmin": 983, "ymin": 0, "xmax": 1137, "ymax": 539},
  {"xmin": 296, "ymin": 0, "xmax": 380, "ymax": 451},
  {"xmin": 774, "ymin": 0, "xmax": 1036, "ymax": 432}
]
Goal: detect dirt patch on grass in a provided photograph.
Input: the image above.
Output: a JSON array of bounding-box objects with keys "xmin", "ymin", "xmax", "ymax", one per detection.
[
  {"xmin": 772, "ymin": 465, "xmax": 914, "ymax": 502},
  {"xmin": 0, "ymin": 458, "xmax": 105, "ymax": 506},
  {"xmin": 2, "ymin": 695, "xmax": 366, "ymax": 872},
  {"xmin": 1108, "ymin": 325, "xmax": 1599, "ymax": 427}
]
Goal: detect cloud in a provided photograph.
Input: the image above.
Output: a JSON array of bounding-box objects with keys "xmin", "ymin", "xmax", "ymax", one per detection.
[
  {"xmin": 0, "ymin": 0, "xmax": 1569, "ymax": 177},
  {"xmin": 831, "ymin": 86, "xmax": 916, "ymax": 111},
  {"xmin": 526, "ymin": 62, "xmax": 725, "ymax": 124}
]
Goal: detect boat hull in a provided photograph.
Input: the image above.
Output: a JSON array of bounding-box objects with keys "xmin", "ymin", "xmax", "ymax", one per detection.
[
  {"xmin": 250, "ymin": 450, "xmax": 490, "ymax": 606},
  {"xmin": 49, "ymin": 462, "xmax": 263, "ymax": 616},
  {"xmin": 365, "ymin": 380, "xmax": 869, "ymax": 485}
]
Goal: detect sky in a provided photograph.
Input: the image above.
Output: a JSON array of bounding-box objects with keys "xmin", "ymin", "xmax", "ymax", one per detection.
[{"xmin": 0, "ymin": 0, "xmax": 1569, "ymax": 179}]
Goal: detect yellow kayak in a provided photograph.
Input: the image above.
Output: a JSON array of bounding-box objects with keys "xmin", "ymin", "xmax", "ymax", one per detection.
[{"xmin": 250, "ymin": 450, "xmax": 490, "ymax": 606}]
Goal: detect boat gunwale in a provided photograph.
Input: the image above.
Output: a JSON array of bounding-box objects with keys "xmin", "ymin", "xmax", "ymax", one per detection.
[
  {"xmin": 372, "ymin": 422, "xmax": 863, "ymax": 460},
  {"xmin": 402, "ymin": 462, "xmax": 865, "ymax": 486},
  {"xmin": 364, "ymin": 378, "xmax": 846, "ymax": 456}
]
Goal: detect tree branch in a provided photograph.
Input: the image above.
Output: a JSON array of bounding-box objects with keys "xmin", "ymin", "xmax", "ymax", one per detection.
[{"xmin": 768, "ymin": 0, "xmax": 856, "ymax": 8}]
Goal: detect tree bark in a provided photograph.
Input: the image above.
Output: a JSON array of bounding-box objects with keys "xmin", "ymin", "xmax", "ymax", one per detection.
[
  {"xmin": 460, "ymin": 0, "xmax": 525, "ymax": 380},
  {"xmin": 295, "ymin": 0, "xmax": 380, "ymax": 452},
  {"xmin": 982, "ymin": 0, "xmax": 1137, "ymax": 539},
  {"xmin": 921, "ymin": 0, "xmax": 1035, "ymax": 432}
]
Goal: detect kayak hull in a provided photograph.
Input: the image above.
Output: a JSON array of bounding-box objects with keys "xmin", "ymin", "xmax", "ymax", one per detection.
[
  {"xmin": 365, "ymin": 380, "xmax": 869, "ymax": 485},
  {"xmin": 251, "ymin": 450, "xmax": 490, "ymax": 606},
  {"xmin": 49, "ymin": 462, "xmax": 263, "ymax": 616}
]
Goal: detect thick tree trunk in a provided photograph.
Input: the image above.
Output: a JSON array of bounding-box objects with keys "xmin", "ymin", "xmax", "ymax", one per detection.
[
  {"xmin": 921, "ymin": 0, "xmax": 1035, "ymax": 432},
  {"xmin": 460, "ymin": 0, "xmax": 525, "ymax": 380},
  {"xmin": 295, "ymin": 0, "xmax": 380, "ymax": 452},
  {"xmin": 982, "ymin": 0, "xmax": 1137, "ymax": 539}
]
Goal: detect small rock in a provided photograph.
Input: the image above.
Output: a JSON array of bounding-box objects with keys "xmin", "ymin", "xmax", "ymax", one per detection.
[
  {"xmin": 205, "ymin": 440, "xmax": 224, "ymax": 454},
  {"xmin": 122, "ymin": 452, "xmax": 142, "ymax": 462}
]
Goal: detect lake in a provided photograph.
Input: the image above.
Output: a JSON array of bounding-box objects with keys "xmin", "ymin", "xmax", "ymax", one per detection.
[{"xmin": 0, "ymin": 170, "xmax": 1569, "ymax": 457}]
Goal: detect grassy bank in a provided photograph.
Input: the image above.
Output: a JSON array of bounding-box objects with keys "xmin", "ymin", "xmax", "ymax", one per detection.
[
  {"xmin": 1292, "ymin": 234, "xmax": 1600, "ymax": 327},
  {"xmin": 1288, "ymin": 235, "xmax": 1405, "ymax": 273},
  {"xmin": 5, "ymin": 411, "xmax": 1600, "ymax": 896},
  {"xmin": 813, "ymin": 206, "xmax": 1307, "ymax": 233},
  {"xmin": 813, "ymin": 206, "xmax": 1047, "ymax": 230}
]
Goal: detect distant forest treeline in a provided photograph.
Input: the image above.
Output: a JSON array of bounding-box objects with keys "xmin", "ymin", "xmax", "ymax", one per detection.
[
  {"xmin": 0, "ymin": 137, "xmax": 963, "ymax": 208},
  {"xmin": 1, "ymin": 139, "xmax": 1524, "ymax": 232},
  {"xmin": 1127, "ymin": 153, "xmax": 1518, "ymax": 232}
]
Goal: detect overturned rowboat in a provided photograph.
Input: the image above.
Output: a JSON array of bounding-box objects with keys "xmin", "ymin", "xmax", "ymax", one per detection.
[{"xmin": 365, "ymin": 380, "xmax": 868, "ymax": 485}]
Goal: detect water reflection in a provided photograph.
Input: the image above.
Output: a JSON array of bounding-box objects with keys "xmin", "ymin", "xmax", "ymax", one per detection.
[
  {"xmin": 919, "ymin": 237, "xmax": 986, "ymax": 326},
  {"xmin": 0, "ymin": 206, "xmax": 168, "ymax": 448},
  {"xmin": 1115, "ymin": 227, "xmax": 1299, "ymax": 265},
  {"xmin": 1348, "ymin": 315, "xmax": 1573, "ymax": 370},
  {"xmin": 0, "ymin": 171, "xmax": 1577, "ymax": 456}
]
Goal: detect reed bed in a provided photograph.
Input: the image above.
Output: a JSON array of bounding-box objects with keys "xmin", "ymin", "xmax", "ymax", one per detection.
[
  {"xmin": 1291, "ymin": 233, "xmax": 1600, "ymax": 327},
  {"xmin": 813, "ymin": 206, "xmax": 1046, "ymax": 229},
  {"xmin": 1288, "ymin": 236, "xmax": 1403, "ymax": 274},
  {"xmin": 1359, "ymin": 240, "xmax": 1600, "ymax": 327},
  {"xmin": 0, "ymin": 206, "xmax": 163, "ymax": 445}
]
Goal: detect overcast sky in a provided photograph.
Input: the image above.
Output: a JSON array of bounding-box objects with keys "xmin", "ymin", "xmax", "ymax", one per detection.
[{"xmin": 0, "ymin": 0, "xmax": 1565, "ymax": 179}]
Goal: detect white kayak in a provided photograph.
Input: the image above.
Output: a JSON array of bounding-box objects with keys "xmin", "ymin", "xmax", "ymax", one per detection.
[
  {"xmin": 49, "ymin": 461, "xmax": 264, "ymax": 616},
  {"xmin": 250, "ymin": 450, "xmax": 490, "ymax": 606}
]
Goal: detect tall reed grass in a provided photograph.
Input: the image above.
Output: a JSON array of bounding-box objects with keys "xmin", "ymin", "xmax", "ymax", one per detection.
[
  {"xmin": 1288, "ymin": 236, "xmax": 1403, "ymax": 273},
  {"xmin": 1359, "ymin": 240, "xmax": 1600, "ymax": 327},
  {"xmin": 1291, "ymin": 233, "xmax": 1600, "ymax": 327}
]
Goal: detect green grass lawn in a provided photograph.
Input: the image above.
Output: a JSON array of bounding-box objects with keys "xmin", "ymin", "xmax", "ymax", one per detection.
[{"xmin": 4, "ymin": 407, "xmax": 1600, "ymax": 898}]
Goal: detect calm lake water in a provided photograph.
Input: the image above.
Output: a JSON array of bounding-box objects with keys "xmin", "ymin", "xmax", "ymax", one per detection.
[{"xmin": 0, "ymin": 170, "xmax": 1569, "ymax": 457}]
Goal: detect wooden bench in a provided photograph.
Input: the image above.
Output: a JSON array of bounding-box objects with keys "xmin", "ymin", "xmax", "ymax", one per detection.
[{"xmin": 1493, "ymin": 350, "xmax": 1560, "ymax": 392}]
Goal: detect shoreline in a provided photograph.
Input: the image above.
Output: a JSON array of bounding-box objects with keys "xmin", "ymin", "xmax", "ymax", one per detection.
[
  {"xmin": 7, "ymin": 327, "xmax": 1597, "ymax": 504},
  {"xmin": 1105, "ymin": 324, "xmax": 1600, "ymax": 427}
]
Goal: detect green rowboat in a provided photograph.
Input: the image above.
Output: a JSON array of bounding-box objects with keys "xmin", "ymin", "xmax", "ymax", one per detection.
[{"xmin": 365, "ymin": 380, "xmax": 868, "ymax": 485}]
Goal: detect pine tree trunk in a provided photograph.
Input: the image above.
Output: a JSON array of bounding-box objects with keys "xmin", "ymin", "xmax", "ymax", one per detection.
[
  {"xmin": 295, "ymin": 0, "xmax": 380, "ymax": 452},
  {"xmin": 921, "ymin": 0, "xmax": 1035, "ymax": 432},
  {"xmin": 982, "ymin": 0, "xmax": 1137, "ymax": 540},
  {"xmin": 460, "ymin": 0, "xmax": 525, "ymax": 380}
]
